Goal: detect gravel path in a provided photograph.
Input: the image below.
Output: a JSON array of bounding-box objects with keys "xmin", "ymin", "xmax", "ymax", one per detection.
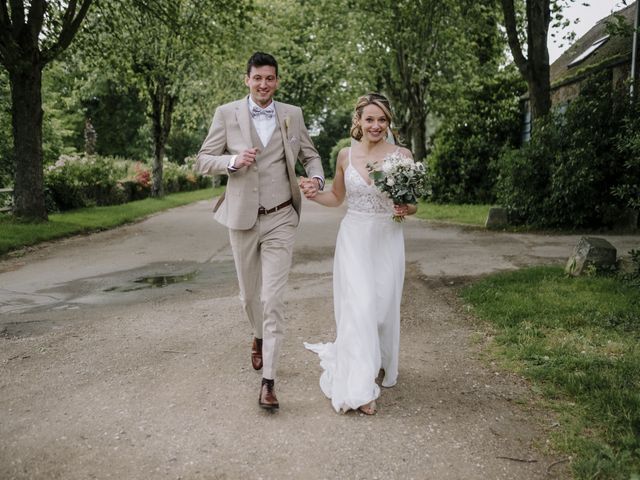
[{"xmin": 1, "ymin": 198, "xmax": 638, "ymax": 479}]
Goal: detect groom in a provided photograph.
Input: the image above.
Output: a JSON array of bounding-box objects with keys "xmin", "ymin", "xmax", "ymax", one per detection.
[{"xmin": 195, "ymin": 52, "xmax": 324, "ymax": 410}]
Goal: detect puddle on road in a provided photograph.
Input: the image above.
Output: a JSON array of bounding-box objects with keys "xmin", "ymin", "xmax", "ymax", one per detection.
[
  {"xmin": 1, "ymin": 261, "xmax": 238, "ymax": 337},
  {"xmin": 104, "ymin": 271, "xmax": 199, "ymax": 292},
  {"xmin": 100, "ymin": 261, "xmax": 237, "ymax": 294}
]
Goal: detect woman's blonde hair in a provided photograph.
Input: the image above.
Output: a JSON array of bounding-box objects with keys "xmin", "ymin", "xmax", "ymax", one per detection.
[{"xmin": 350, "ymin": 92, "xmax": 395, "ymax": 142}]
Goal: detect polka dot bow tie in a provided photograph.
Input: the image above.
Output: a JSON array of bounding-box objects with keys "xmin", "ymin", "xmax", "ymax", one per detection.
[{"xmin": 251, "ymin": 105, "xmax": 275, "ymax": 120}]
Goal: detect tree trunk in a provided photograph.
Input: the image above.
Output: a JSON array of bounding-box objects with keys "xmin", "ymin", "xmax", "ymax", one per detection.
[
  {"xmin": 411, "ymin": 115, "xmax": 427, "ymax": 162},
  {"xmin": 10, "ymin": 65, "xmax": 47, "ymax": 220},
  {"xmin": 527, "ymin": 74, "xmax": 551, "ymax": 120},
  {"xmin": 501, "ymin": 0, "xmax": 552, "ymax": 124},
  {"xmin": 149, "ymin": 81, "xmax": 176, "ymax": 198},
  {"xmin": 526, "ymin": 0, "xmax": 551, "ymax": 120}
]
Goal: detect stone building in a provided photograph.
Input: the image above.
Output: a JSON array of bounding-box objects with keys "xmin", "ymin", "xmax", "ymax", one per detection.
[{"xmin": 522, "ymin": 1, "xmax": 638, "ymax": 141}]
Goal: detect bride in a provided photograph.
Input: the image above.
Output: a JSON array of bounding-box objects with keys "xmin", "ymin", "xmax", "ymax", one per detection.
[{"xmin": 300, "ymin": 93, "xmax": 417, "ymax": 415}]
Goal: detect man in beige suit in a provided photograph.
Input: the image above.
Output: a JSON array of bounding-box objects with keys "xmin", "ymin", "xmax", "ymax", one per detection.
[{"xmin": 195, "ymin": 52, "xmax": 324, "ymax": 410}]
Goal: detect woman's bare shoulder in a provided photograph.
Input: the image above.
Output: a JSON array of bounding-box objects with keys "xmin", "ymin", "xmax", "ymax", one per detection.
[
  {"xmin": 336, "ymin": 147, "xmax": 350, "ymax": 168},
  {"xmin": 397, "ymin": 146, "xmax": 414, "ymax": 159}
]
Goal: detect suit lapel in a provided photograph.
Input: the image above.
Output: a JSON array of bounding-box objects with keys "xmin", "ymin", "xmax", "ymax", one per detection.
[
  {"xmin": 235, "ymin": 96, "xmax": 253, "ymax": 149},
  {"xmin": 275, "ymin": 102, "xmax": 294, "ymax": 167}
]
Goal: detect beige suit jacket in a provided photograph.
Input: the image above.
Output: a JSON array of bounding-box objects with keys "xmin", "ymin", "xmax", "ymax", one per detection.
[{"xmin": 195, "ymin": 96, "xmax": 324, "ymax": 230}]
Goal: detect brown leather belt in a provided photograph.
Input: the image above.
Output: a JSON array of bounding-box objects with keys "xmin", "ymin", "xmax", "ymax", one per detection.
[{"xmin": 258, "ymin": 199, "xmax": 293, "ymax": 215}]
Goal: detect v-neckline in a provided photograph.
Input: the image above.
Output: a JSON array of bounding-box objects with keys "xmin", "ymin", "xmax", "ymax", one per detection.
[{"xmin": 349, "ymin": 148, "xmax": 375, "ymax": 186}]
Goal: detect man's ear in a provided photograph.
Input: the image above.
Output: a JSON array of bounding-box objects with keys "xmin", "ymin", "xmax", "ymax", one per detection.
[{"xmin": 244, "ymin": 75, "xmax": 250, "ymax": 87}]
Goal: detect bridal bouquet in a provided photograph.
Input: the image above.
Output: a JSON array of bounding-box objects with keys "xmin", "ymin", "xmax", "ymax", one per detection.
[{"xmin": 368, "ymin": 151, "xmax": 429, "ymax": 222}]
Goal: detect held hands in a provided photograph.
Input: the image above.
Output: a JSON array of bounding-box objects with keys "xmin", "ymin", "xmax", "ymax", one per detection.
[
  {"xmin": 299, "ymin": 176, "xmax": 319, "ymax": 199},
  {"xmin": 233, "ymin": 148, "xmax": 260, "ymax": 169}
]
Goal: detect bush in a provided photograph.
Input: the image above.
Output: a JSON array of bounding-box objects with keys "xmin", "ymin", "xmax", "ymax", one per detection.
[
  {"xmin": 497, "ymin": 72, "xmax": 636, "ymax": 229},
  {"xmin": 45, "ymin": 155, "xmax": 128, "ymax": 211},
  {"xmin": 311, "ymin": 109, "xmax": 352, "ymax": 178},
  {"xmin": 0, "ymin": 70, "xmax": 13, "ymax": 188},
  {"xmin": 183, "ymin": 155, "xmax": 223, "ymax": 188},
  {"xmin": 163, "ymin": 160, "xmax": 202, "ymax": 193},
  {"xmin": 329, "ymin": 138, "xmax": 352, "ymax": 175},
  {"xmin": 619, "ymin": 249, "xmax": 640, "ymax": 287},
  {"xmin": 612, "ymin": 97, "xmax": 640, "ymax": 211},
  {"xmin": 43, "ymin": 155, "xmax": 211, "ymax": 212},
  {"xmin": 428, "ymin": 67, "xmax": 524, "ymax": 204}
]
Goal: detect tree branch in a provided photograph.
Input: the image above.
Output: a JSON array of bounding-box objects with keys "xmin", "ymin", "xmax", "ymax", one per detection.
[
  {"xmin": 501, "ymin": 0, "xmax": 529, "ymax": 77},
  {"xmin": 8, "ymin": 0, "xmax": 25, "ymax": 28},
  {"xmin": 0, "ymin": 1, "xmax": 11, "ymax": 28},
  {"xmin": 0, "ymin": 2, "xmax": 17, "ymax": 67},
  {"xmin": 26, "ymin": 0, "xmax": 45, "ymax": 46},
  {"xmin": 41, "ymin": 0, "xmax": 93, "ymax": 64}
]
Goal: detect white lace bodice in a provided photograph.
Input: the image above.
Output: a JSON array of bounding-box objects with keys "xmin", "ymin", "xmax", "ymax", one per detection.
[{"xmin": 345, "ymin": 148, "xmax": 394, "ymax": 214}]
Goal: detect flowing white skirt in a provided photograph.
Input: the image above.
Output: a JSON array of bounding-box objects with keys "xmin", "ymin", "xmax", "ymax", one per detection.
[{"xmin": 305, "ymin": 210, "xmax": 405, "ymax": 412}]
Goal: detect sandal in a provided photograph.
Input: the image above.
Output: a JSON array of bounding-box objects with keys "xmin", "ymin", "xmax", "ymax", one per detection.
[{"xmin": 358, "ymin": 401, "xmax": 377, "ymax": 415}]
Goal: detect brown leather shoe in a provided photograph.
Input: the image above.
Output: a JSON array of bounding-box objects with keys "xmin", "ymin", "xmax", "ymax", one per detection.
[
  {"xmin": 259, "ymin": 379, "xmax": 279, "ymax": 410},
  {"xmin": 251, "ymin": 337, "xmax": 263, "ymax": 370}
]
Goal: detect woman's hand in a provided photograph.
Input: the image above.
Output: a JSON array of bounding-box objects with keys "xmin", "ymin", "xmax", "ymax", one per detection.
[
  {"xmin": 393, "ymin": 203, "xmax": 417, "ymax": 218},
  {"xmin": 299, "ymin": 176, "xmax": 319, "ymax": 199}
]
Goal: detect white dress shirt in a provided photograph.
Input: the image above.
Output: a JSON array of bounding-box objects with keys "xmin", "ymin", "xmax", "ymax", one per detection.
[
  {"xmin": 228, "ymin": 98, "xmax": 324, "ymax": 190},
  {"xmin": 227, "ymin": 98, "xmax": 276, "ymax": 171},
  {"xmin": 248, "ymin": 97, "xmax": 277, "ymax": 147}
]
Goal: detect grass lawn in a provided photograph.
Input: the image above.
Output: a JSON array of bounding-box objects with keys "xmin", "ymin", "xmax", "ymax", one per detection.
[
  {"xmin": 0, "ymin": 188, "xmax": 221, "ymax": 256},
  {"xmin": 462, "ymin": 266, "xmax": 640, "ymax": 479},
  {"xmin": 416, "ymin": 201, "xmax": 492, "ymax": 226}
]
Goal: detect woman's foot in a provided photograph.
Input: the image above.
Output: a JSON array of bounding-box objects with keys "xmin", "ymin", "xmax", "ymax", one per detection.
[{"xmin": 358, "ymin": 401, "xmax": 377, "ymax": 415}]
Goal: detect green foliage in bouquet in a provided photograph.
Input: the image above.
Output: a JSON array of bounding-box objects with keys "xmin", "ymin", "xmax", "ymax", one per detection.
[{"xmin": 368, "ymin": 151, "xmax": 430, "ymax": 221}]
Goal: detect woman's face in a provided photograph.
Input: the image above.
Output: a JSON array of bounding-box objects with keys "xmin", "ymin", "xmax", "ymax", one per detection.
[{"xmin": 360, "ymin": 104, "xmax": 389, "ymax": 143}]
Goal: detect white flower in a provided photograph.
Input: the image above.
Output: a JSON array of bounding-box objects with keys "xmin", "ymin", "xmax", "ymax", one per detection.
[{"xmin": 387, "ymin": 177, "xmax": 395, "ymax": 186}]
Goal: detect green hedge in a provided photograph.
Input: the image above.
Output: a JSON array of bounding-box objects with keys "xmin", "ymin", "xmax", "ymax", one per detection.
[
  {"xmin": 496, "ymin": 72, "xmax": 639, "ymax": 229},
  {"xmin": 428, "ymin": 67, "xmax": 524, "ymax": 204},
  {"xmin": 44, "ymin": 155, "xmax": 210, "ymax": 212},
  {"xmin": 329, "ymin": 138, "xmax": 351, "ymax": 175}
]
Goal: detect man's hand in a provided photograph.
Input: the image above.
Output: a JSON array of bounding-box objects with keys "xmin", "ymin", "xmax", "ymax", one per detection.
[
  {"xmin": 299, "ymin": 176, "xmax": 319, "ymax": 199},
  {"xmin": 233, "ymin": 148, "xmax": 259, "ymax": 169}
]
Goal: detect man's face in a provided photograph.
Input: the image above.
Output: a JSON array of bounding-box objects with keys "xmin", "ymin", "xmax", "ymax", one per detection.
[{"xmin": 245, "ymin": 65, "xmax": 279, "ymax": 107}]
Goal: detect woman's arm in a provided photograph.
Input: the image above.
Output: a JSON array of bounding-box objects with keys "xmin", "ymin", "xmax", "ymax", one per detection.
[{"xmin": 301, "ymin": 148, "xmax": 348, "ymax": 207}]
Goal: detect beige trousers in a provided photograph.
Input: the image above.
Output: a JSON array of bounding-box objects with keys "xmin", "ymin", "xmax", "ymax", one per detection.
[{"xmin": 228, "ymin": 205, "xmax": 298, "ymax": 380}]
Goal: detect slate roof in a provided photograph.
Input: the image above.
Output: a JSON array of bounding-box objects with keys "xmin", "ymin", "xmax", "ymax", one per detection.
[{"xmin": 550, "ymin": 1, "xmax": 637, "ymax": 87}]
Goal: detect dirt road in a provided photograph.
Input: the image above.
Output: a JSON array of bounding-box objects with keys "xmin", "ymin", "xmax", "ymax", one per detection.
[{"xmin": 1, "ymin": 198, "xmax": 638, "ymax": 479}]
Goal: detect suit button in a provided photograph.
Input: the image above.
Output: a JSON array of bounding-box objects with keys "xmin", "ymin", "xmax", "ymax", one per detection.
[
  {"xmin": 252, "ymin": 188, "xmax": 258, "ymax": 192},
  {"xmin": 253, "ymin": 166, "xmax": 258, "ymax": 171}
]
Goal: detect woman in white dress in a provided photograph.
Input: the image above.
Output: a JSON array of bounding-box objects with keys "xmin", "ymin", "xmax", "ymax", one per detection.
[{"xmin": 301, "ymin": 93, "xmax": 417, "ymax": 415}]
